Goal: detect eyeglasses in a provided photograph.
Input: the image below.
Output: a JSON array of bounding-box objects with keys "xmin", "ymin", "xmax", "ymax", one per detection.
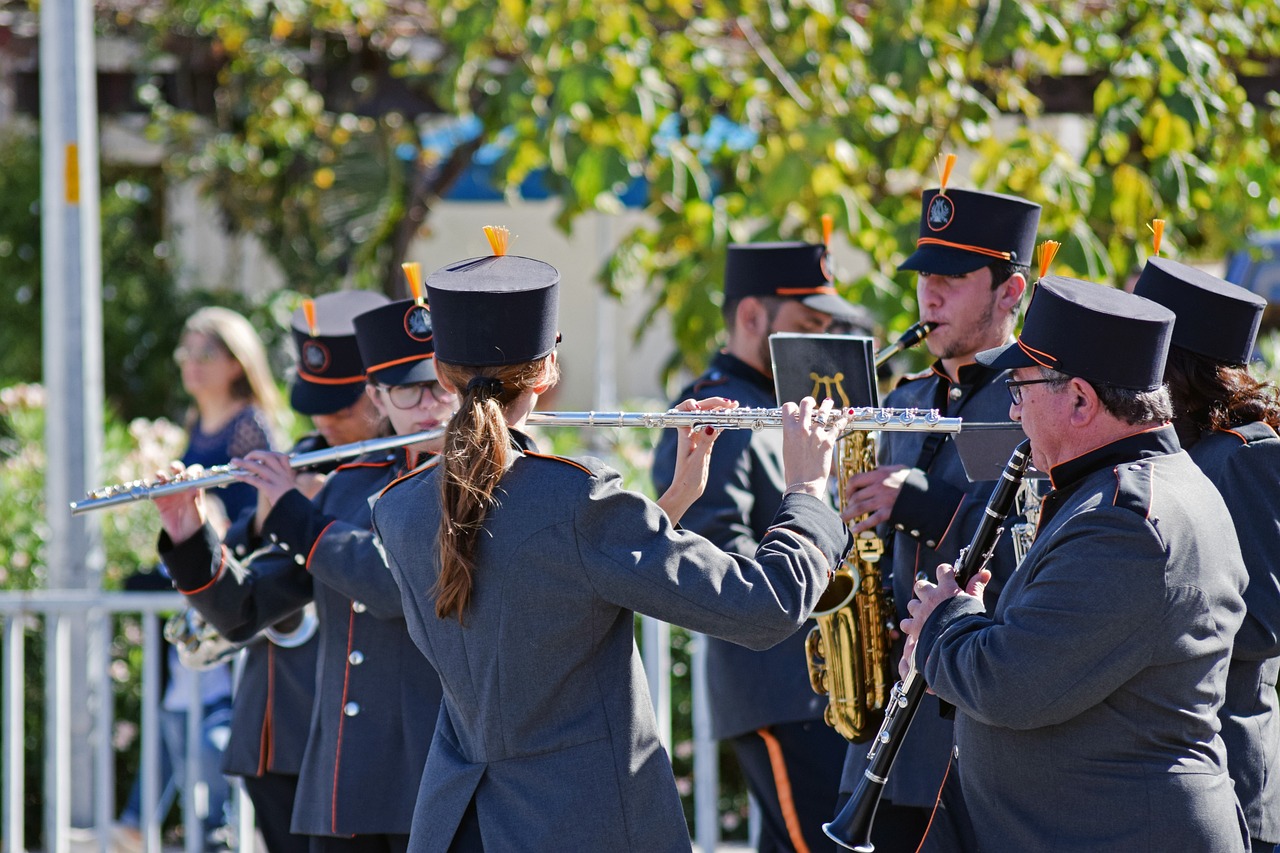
[
  {"xmin": 173, "ymin": 345, "xmax": 227, "ymax": 365},
  {"xmin": 1005, "ymin": 377, "xmax": 1061, "ymax": 405},
  {"xmin": 379, "ymin": 381, "xmax": 454, "ymax": 410}
]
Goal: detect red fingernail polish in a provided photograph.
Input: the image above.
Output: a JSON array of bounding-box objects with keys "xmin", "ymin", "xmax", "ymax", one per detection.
[{"xmin": 704, "ymin": 426, "xmax": 715, "ymax": 436}]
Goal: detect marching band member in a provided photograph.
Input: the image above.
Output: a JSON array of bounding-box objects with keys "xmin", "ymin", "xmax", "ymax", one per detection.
[
  {"xmin": 1134, "ymin": 258, "xmax": 1280, "ymax": 853},
  {"xmin": 153, "ymin": 294, "xmax": 451, "ymax": 853},
  {"xmin": 225, "ymin": 290, "xmax": 387, "ymax": 853},
  {"xmin": 904, "ymin": 276, "xmax": 1248, "ymax": 852},
  {"xmin": 836, "ymin": 176, "xmax": 1041, "ymax": 849},
  {"xmin": 651, "ymin": 240, "xmax": 870, "ymax": 853},
  {"xmin": 370, "ymin": 232, "xmax": 851, "ymax": 852}
]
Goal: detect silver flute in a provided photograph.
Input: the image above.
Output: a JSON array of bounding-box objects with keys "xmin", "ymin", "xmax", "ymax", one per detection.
[{"xmin": 70, "ymin": 406, "xmax": 960, "ymax": 514}]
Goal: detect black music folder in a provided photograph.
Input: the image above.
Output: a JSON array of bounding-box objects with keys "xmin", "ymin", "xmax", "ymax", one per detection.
[
  {"xmin": 953, "ymin": 423, "xmax": 1048, "ymax": 482},
  {"xmin": 769, "ymin": 333, "xmax": 879, "ymax": 408}
]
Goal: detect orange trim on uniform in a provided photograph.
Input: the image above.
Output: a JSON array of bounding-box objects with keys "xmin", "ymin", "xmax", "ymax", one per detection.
[
  {"xmin": 376, "ymin": 457, "xmax": 440, "ymax": 500},
  {"xmin": 524, "ymin": 450, "xmax": 593, "ymax": 476},
  {"xmin": 181, "ymin": 546, "xmax": 229, "ymax": 596},
  {"xmin": 915, "ymin": 237, "xmax": 1013, "ymax": 261},
  {"xmin": 364, "ymin": 353, "xmax": 431, "ymax": 374},
  {"xmin": 756, "ymin": 727, "xmax": 812, "ymax": 853},
  {"xmin": 935, "ymin": 497, "xmax": 965, "ymax": 549},
  {"xmin": 775, "ymin": 285, "xmax": 839, "ymax": 296},
  {"xmin": 917, "ymin": 752, "xmax": 954, "ymax": 853},
  {"xmin": 261, "ymin": 643, "xmax": 276, "ymax": 774},
  {"xmin": 334, "ymin": 460, "xmax": 395, "ymax": 473},
  {"xmin": 296, "ymin": 369, "xmax": 367, "ymax": 385},
  {"xmin": 306, "ymin": 520, "xmax": 338, "ymax": 572},
  {"xmin": 1220, "ymin": 427, "xmax": 1250, "ymax": 444},
  {"xmin": 332, "ymin": 606, "xmax": 357, "ymax": 834}
]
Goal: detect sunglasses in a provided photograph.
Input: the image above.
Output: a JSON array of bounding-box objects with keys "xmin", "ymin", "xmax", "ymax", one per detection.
[{"xmin": 173, "ymin": 345, "xmax": 228, "ymax": 365}]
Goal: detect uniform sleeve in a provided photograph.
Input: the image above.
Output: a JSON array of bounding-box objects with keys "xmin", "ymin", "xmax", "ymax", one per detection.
[
  {"xmin": 263, "ymin": 487, "xmax": 405, "ymax": 619},
  {"xmin": 1212, "ymin": 441, "xmax": 1280, "ymax": 660},
  {"xmin": 916, "ymin": 507, "xmax": 1171, "ymax": 730},
  {"xmin": 653, "ymin": 426, "xmax": 763, "ymax": 557},
  {"xmin": 158, "ymin": 522, "xmax": 315, "ymax": 642},
  {"xmin": 577, "ymin": 466, "xmax": 849, "ymax": 650}
]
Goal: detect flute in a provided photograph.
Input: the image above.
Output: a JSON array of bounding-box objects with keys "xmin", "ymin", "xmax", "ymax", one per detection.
[{"xmin": 70, "ymin": 406, "xmax": 962, "ymax": 514}]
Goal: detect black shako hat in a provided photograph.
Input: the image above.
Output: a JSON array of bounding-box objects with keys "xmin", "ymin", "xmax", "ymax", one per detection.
[
  {"xmin": 352, "ymin": 299, "xmax": 438, "ymax": 386},
  {"xmin": 899, "ymin": 188, "xmax": 1041, "ymax": 276},
  {"xmin": 289, "ymin": 290, "xmax": 389, "ymax": 415},
  {"xmin": 723, "ymin": 242, "xmax": 870, "ymax": 326},
  {"xmin": 1132, "ymin": 257, "xmax": 1265, "ymax": 366},
  {"xmin": 425, "ymin": 229, "xmax": 560, "ymax": 367},
  {"xmin": 977, "ymin": 276, "xmax": 1175, "ymax": 390}
]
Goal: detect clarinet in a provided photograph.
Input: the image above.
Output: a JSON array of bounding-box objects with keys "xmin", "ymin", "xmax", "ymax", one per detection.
[{"xmin": 823, "ymin": 438, "xmax": 1033, "ymax": 852}]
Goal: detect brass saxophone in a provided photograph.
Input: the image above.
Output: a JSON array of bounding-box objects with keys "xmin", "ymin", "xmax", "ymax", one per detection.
[{"xmin": 805, "ymin": 322, "xmax": 935, "ymax": 742}]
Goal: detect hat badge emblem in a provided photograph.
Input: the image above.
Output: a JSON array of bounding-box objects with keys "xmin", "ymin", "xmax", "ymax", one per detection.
[
  {"xmin": 301, "ymin": 340, "xmax": 330, "ymax": 373},
  {"xmin": 926, "ymin": 194, "xmax": 955, "ymax": 232},
  {"xmin": 403, "ymin": 305, "xmax": 433, "ymax": 342}
]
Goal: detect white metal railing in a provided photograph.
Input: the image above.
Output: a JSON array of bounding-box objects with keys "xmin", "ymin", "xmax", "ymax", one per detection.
[
  {"xmin": 0, "ymin": 590, "xmax": 256, "ymax": 853},
  {"xmin": 0, "ymin": 593, "xmax": 727, "ymax": 853}
]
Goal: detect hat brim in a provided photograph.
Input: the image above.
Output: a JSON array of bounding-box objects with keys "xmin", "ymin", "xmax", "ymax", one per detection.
[
  {"xmin": 289, "ymin": 378, "xmax": 367, "ymax": 416},
  {"xmin": 367, "ymin": 356, "xmax": 437, "ymax": 388},
  {"xmin": 798, "ymin": 293, "xmax": 874, "ymax": 328},
  {"xmin": 975, "ymin": 342, "xmax": 1036, "ymax": 372},
  {"xmin": 899, "ymin": 244, "xmax": 995, "ymax": 277}
]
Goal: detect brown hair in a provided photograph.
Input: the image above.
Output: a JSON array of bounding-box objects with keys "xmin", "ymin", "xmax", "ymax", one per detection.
[
  {"xmin": 1163, "ymin": 345, "xmax": 1280, "ymax": 444},
  {"xmin": 434, "ymin": 355, "xmax": 560, "ymax": 622}
]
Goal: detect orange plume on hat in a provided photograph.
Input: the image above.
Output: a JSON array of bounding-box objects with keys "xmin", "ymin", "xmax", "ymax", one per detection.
[
  {"xmin": 1148, "ymin": 219, "xmax": 1166, "ymax": 256},
  {"xmin": 821, "ymin": 213, "xmax": 833, "ymax": 248},
  {"xmin": 402, "ymin": 261, "xmax": 425, "ymax": 307},
  {"xmin": 937, "ymin": 153, "xmax": 957, "ymax": 194},
  {"xmin": 483, "ymin": 225, "xmax": 510, "ymax": 257},
  {"xmin": 1036, "ymin": 240, "xmax": 1062, "ymax": 281},
  {"xmin": 302, "ymin": 299, "xmax": 318, "ymax": 337}
]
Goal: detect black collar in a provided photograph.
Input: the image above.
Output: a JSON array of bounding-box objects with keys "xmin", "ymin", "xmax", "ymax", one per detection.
[
  {"xmin": 931, "ymin": 360, "xmax": 1000, "ymax": 387},
  {"xmin": 1047, "ymin": 424, "xmax": 1181, "ymax": 491},
  {"xmin": 711, "ymin": 351, "xmax": 776, "ymax": 397}
]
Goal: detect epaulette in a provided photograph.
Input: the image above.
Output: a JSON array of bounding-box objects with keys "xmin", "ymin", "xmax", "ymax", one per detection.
[
  {"xmin": 692, "ymin": 371, "xmax": 729, "ymax": 395},
  {"xmin": 523, "ymin": 450, "xmax": 594, "ymax": 477},
  {"xmin": 894, "ymin": 367, "xmax": 934, "ymax": 389},
  {"xmin": 377, "ymin": 455, "xmax": 440, "ymax": 501},
  {"xmin": 1219, "ymin": 421, "xmax": 1279, "ymax": 446},
  {"xmin": 1111, "ymin": 460, "xmax": 1154, "ymax": 520}
]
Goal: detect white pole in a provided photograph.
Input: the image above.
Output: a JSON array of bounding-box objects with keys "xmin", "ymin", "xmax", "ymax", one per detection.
[{"xmin": 39, "ymin": 0, "xmax": 104, "ymax": 832}]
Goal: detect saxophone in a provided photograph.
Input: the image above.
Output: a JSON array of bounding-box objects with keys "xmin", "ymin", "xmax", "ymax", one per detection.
[{"xmin": 805, "ymin": 322, "xmax": 935, "ymax": 742}]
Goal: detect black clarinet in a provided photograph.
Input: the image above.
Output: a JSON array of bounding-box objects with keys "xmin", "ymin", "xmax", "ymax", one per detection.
[{"xmin": 823, "ymin": 439, "xmax": 1033, "ymax": 852}]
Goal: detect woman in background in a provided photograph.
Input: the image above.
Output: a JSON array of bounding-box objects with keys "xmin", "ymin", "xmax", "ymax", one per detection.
[{"xmin": 175, "ymin": 306, "xmax": 287, "ymax": 525}]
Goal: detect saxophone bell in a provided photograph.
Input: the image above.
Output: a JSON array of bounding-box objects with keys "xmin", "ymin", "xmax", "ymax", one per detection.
[{"xmin": 164, "ymin": 604, "xmax": 319, "ymax": 670}]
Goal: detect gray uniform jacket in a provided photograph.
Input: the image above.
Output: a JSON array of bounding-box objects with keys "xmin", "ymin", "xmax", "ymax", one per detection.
[
  {"xmin": 371, "ymin": 431, "xmax": 850, "ymax": 853},
  {"xmin": 222, "ymin": 636, "xmax": 318, "ymax": 778},
  {"xmin": 841, "ymin": 362, "xmax": 1028, "ymax": 807},
  {"xmin": 159, "ymin": 448, "xmax": 442, "ymax": 837},
  {"xmin": 917, "ymin": 426, "xmax": 1250, "ymax": 852},
  {"xmin": 1189, "ymin": 421, "xmax": 1280, "ymax": 844},
  {"xmin": 652, "ymin": 352, "xmax": 823, "ymax": 739}
]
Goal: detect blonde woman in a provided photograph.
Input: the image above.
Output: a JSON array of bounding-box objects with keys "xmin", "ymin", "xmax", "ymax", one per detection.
[{"xmin": 175, "ymin": 306, "xmax": 286, "ymax": 526}]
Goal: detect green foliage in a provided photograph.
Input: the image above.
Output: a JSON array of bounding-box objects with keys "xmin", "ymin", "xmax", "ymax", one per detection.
[
  {"xmin": 0, "ymin": 129, "xmax": 298, "ymax": 421},
  {"xmin": 0, "ymin": 384, "xmax": 187, "ymax": 842},
  {"xmin": 129, "ymin": 0, "xmax": 1279, "ymax": 389}
]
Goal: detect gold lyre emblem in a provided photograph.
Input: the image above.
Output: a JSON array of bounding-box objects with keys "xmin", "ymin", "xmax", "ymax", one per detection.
[{"xmin": 809, "ymin": 372, "xmax": 850, "ymax": 408}]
